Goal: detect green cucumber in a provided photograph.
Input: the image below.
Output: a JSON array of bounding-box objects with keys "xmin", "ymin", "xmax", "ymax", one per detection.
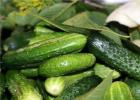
[
  {"xmin": 45, "ymin": 70, "xmax": 94, "ymax": 96},
  {"xmin": 20, "ymin": 68, "xmax": 38, "ymax": 77},
  {"xmin": 125, "ymin": 78, "xmax": 140, "ymax": 100},
  {"xmin": 39, "ymin": 53, "xmax": 95, "ymax": 77},
  {"xmin": 94, "ymin": 63, "xmax": 120, "ymax": 79},
  {"xmin": 88, "ymin": 32, "xmax": 140, "ymax": 80},
  {"xmin": 56, "ymin": 76, "xmax": 101, "ymax": 100},
  {"xmin": 104, "ymin": 81, "xmax": 133, "ymax": 100},
  {"xmin": 0, "ymin": 74, "xmax": 5, "ymax": 99},
  {"xmin": 34, "ymin": 26, "xmax": 54, "ymax": 35},
  {"xmin": 6, "ymin": 70, "xmax": 42, "ymax": 100},
  {"xmin": 3, "ymin": 33, "xmax": 87, "ymax": 68},
  {"xmin": 29, "ymin": 32, "xmax": 65, "ymax": 45}
]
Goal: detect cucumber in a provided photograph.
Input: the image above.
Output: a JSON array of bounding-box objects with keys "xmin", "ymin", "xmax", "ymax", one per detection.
[
  {"xmin": 125, "ymin": 78, "xmax": 140, "ymax": 100},
  {"xmin": 39, "ymin": 53, "xmax": 95, "ymax": 77},
  {"xmin": 3, "ymin": 33, "xmax": 87, "ymax": 68},
  {"xmin": 34, "ymin": 26, "xmax": 54, "ymax": 35},
  {"xmin": 29, "ymin": 32, "xmax": 65, "ymax": 45},
  {"xmin": 44, "ymin": 70, "xmax": 94, "ymax": 96},
  {"xmin": 20, "ymin": 68, "xmax": 38, "ymax": 77},
  {"xmin": 94, "ymin": 63, "xmax": 120, "ymax": 79},
  {"xmin": 0, "ymin": 74, "xmax": 5, "ymax": 99},
  {"xmin": 56, "ymin": 76, "xmax": 101, "ymax": 100},
  {"xmin": 88, "ymin": 32, "xmax": 140, "ymax": 80},
  {"xmin": 104, "ymin": 81, "xmax": 133, "ymax": 100},
  {"xmin": 6, "ymin": 70, "xmax": 42, "ymax": 100}
]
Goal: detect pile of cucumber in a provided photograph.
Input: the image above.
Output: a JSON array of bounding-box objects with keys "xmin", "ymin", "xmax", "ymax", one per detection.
[{"xmin": 1, "ymin": 26, "xmax": 140, "ymax": 100}]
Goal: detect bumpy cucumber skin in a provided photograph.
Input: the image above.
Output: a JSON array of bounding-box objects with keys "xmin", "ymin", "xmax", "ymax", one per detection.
[
  {"xmin": 3, "ymin": 33, "xmax": 87, "ymax": 68},
  {"xmin": 39, "ymin": 53, "xmax": 96, "ymax": 77},
  {"xmin": 104, "ymin": 81, "xmax": 133, "ymax": 100},
  {"xmin": 88, "ymin": 33, "xmax": 140, "ymax": 80},
  {"xmin": 56, "ymin": 76, "xmax": 101, "ymax": 100},
  {"xmin": 6, "ymin": 70, "xmax": 42, "ymax": 100},
  {"xmin": 0, "ymin": 74, "xmax": 5, "ymax": 99}
]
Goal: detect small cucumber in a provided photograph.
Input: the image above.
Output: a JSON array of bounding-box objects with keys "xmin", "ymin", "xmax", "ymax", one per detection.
[
  {"xmin": 44, "ymin": 70, "xmax": 94, "ymax": 96},
  {"xmin": 56, "ymin": 76, "xmax": 101, "ymax": 100},
  {"xmin": 88, "ymin": 32, "xmax": 140, "ymax": 80},
  {"xmin": 104, "ymin": 81, "xmax": 133, "ymax": 100},
  {"xmin": 20, "ymin": 68, "xmax": 38, "ymax": 77},
  {"xmin": 39, "ymin": 53, "xmax": 96, "ymax": 77},
  {"xmin": 6, "ymin": 70, "xmax": 42, "ymax": 100},
  {"xmin": 3, "ymin": 33, "xmax": 87, "ymax": 68},
  {"xmin": 34, "ymin": 26, "xmax": 54, "ymax": 35},
  {"xmin": 94, "ymin": 63, "xmax": 120, "ymax": 79},
  {"xmin": 125, "ymin": 78, "xmax": 140, "ymax": 100}
]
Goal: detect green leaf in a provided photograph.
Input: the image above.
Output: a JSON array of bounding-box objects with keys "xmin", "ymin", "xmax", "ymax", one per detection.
[
  {"xmin": 75, "ymin": 72, "xmax": 113, "ymax": 100},
  {"xmin": 130, "ymin": 29, "xmax": 140, "ymax": 41},
  {"xmin": 52, "ymin": 0, "xmax": 79, "ymax": 21},
  {"xmin": 63, "ymin": 11, "xmax": 129, "ymax": 45},
  {"xmin": 31, "ymin": 2, "xmax": 77, "ymax": 25},
  {"xmin": 88, "ymin": 11, "xmax": 107, "ymax": 25},
  {"xmin": 32, "ymin": 13, "xmax": 128, "ymax": 45},
  {"xmin": 32, "ymin": 14, "xmax": 91, "ymax": 36}
]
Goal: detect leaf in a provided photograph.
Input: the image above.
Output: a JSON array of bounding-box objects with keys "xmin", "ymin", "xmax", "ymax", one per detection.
[
  {"xmin": 88, "ymin": 11, "xmax": 107, "ymax": 25},
  {"xmin": 130, "ymin": 29, "xmax": 140, "ymax": 41},
  {"xmin": 76, "ymin": 72, "xmax": 113, "ymax": 100},
  {"xmin": 106, "ymin": 0, "xmax": 140, "ymax": 28},
  {"xmin": 52, "ymin": 0, "xmax": 79, "ymax": 20},
  {"xmin": 32, "ymin": 14, "xmax": 91, "ymax": 36},
  {"xmin": 31, "ymin": 2, "xmax": 77, "ymax": 25},
  {"xmin": 63, "ymin": 11, "xmax": 129, "ymax": 45},
  {"xmin": 33, "ymin": 12, "xmax": 130, "ymax": 45}
]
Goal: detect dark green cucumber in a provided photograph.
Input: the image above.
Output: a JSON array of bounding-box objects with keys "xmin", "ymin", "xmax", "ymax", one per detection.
[
  {"xmin": 3, "ymin": 33, "xmax": 87, "ymax": 68},
  {"xmin": 104, "ymin": 81, "xmax": 133, "ymax": 100},
  {"xmin": 6, "ymin": 70, "xmax": 42, "ymax": 100},
  {"xmin": 44, "ymin": 70, "xmax": 94, "ymax": 96},
  {"xmin": 20, "ymin": 68, "xmax": 38, "ymax": 77},
  {"xmin": 39, "ymin": 53, "xmax": 95, "ymax": 77},
  {"xmin": 0, "ymin": 74, "xmax": 5, "ymax": 99},
  {"xmin": 88, "ymin": 32, "xmax": 140, "ymax": 80},
  {"xmin": 125, "ymin": 78, "xmax": 140, "ymax": 100},
  {"xmin": 56, "ymin": 76, "xmax": 101, "ymax": 100}
]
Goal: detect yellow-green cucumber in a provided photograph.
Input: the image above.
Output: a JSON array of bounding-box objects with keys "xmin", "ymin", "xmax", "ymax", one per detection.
[
  {"xmin": 3, "ymin": 33, "xmax": 87, "ymax": 68},
  {"xmin": 44, "ymin": 70, "xmax": 94, "ymax": 96},
  {"xmin": 6, "ymin": 70, "xmax": 42, "ymax": 100},
  {"xmin": 94, "ymin": 63, "xmax": 121, "ymax": 79},
  {"xmin": 39, "ymin": 53, "xmax": 96, "ymax": 77},
  {"xmin": 104, "ymin": 81, "xmax": 133, "ymax": 100}
]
